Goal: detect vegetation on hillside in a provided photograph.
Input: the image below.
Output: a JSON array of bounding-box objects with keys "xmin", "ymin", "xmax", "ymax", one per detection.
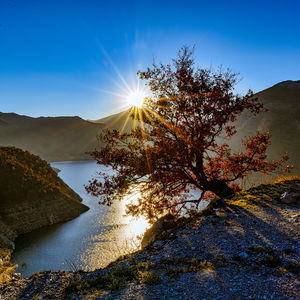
[{"xmin": 0, "ymin": 147, "xmax": 64, "ymax": 205}]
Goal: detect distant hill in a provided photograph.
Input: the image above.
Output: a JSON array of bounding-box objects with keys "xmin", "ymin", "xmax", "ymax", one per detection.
[
  {"xmin": 1, "ymin": 80, "xmax": 299, "ymax": 168},
  {"xmin": 0, "ymin": 113, "xmax": 105, "ymax": 161},
  {"xmin": 94, "ymin": 108, "xmax": 136, "ymax": 132},
  {"xmin": 0, "ymin": 118, "xmax": 8, "ymax": 126}
]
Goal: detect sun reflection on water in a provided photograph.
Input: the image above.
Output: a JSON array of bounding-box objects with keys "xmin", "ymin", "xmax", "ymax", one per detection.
[
  {"xmin": 127, "ymin": 216, "xmax": 149, "ymax": 236},
  {"xmin": 80, "ymin": 185, "xmax": 150, "ymax": 271},
  {"xmin": 122, "ymin": 187, "xmax": 150, "ymax": 235}
]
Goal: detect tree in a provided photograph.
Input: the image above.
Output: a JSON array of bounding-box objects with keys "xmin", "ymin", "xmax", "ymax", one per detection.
[{"xmin": 86, "ymin": 47, "xmax": 290, "ymax": 223}]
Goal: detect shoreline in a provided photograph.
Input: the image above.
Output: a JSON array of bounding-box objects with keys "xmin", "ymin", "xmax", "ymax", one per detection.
[{"xmin": 1, "ymin": 178, "xmax": 299, "ymax": 298}]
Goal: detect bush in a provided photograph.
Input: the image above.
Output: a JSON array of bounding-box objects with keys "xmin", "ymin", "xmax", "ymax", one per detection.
[{"xmin": 137, "ymin": 270, "xmax": 161, "ymax": 285}]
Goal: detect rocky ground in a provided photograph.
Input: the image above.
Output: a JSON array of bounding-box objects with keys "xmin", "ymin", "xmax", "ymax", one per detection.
[{"xmin": 0, "ymin": 178, "xmax": 299, "ymax": 299}]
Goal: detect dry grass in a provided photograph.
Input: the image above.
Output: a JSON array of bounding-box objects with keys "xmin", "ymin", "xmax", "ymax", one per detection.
[
  {"xmin": 228, "ymin": 176, "xmax": 300, "ymax": 208},
  {"xmin": 274, "ymin": 174, "xmax": 300, "ymax": 184}
]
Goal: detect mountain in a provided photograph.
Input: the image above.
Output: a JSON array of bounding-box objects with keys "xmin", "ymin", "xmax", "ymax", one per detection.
[
  {"xmin": 95, "ymin": 80, "xmax": 300, "ymax": 174},
  {"xmin": 1, "ymin": 80, "xmax": 299, "ymax": 168},
  {"xmin": 0, "ymin": 146, "xmax": 88, "ymax": 237},
  {"xmin": 0, "ymin": 118, "xmax": 8, "ymax": 126},
  {"xmin": 231, "ymin": 80, "xmax": 300, "ymax": 174},
  {"xmin": 0, "ymin": 113, "xmax": 105, "ymax": 161}
]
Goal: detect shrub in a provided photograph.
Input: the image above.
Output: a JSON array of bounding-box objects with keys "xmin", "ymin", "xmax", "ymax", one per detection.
[{"xmin": 137, "ymin": 270, "xmax": 161, "ymax": 285}]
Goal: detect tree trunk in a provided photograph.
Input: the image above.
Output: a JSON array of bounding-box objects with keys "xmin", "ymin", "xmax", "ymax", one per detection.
[{"xmin": 207, "ymin": 179, "xmax": 234, "ymax": 198}]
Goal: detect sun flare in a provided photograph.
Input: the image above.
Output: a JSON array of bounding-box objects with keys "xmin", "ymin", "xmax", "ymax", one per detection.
[
  {"xmin": 125, "ymin": 89, "xmax": 147, "ymax": 108},
  {"xmin": 122, "ymin": 188, "xmax": 150, "ymax": 237}
]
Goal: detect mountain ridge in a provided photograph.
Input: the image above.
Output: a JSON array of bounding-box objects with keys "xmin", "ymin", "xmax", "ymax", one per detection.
[
  {"xmin": 0, "ymin": 80, "xmax": 299, "ymax": 169},
  {"xmin": 0, "ymin": 113, "xmax": 105, "ymax": 161}
]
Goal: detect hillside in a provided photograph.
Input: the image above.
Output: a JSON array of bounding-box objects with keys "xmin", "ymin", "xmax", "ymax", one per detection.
[
  {"xmin": 0, "ymin": 118, "xmax": 8, "ymax": 126},
  {"xmin": 94, "ymin": 108, "xmax": 136, "ymax": 132},
  {"xmin": 0, "ymin": 147, "xmax": 89, "ymax": 282},
  {"xmin": 231, "ymin": 80, "xmax": 300, "ymax": 174},
  {"xmin": 0, "ymin": 178, "xmax": 299, "ymax": 298},
  {"xmin": 0, "ymin": 113, "xmax": 105, "ymax": 161}
]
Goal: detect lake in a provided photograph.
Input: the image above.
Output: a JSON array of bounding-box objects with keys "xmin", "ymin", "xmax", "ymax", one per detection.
[{"xmin": 11, "ymin": 160, "xmax": 149, "ymax": 278}]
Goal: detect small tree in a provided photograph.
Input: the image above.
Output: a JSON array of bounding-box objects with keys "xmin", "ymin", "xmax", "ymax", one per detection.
[{"xmin": 86, "ymin": 47, "xmax": 290, "ymax": 222}]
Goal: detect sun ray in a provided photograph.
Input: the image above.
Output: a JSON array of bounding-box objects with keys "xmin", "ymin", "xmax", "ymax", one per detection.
[
  {"xmin": 138, "ymin": 108, "xmax": 152, "ymax": 173},
  {"xmin": 125, "ymin": 85, "xmax": 147, "ymax": 108},
  {"xmin": 99, "ymin": 44, "xmax": 132, "ymax": 92},
  {"xmin": 140, "ymin": 107, "xmax": 156, "ymax": 126},
  {"xmin": 107, "ymin": 109, "xmax": 132, "ymax": 128},
  {"xmin": 94, "ymin": 88, "xmax": 128, "ymax": 99},
  {"xmin": 143, "ymin": 106, "xmax": 188, "ymax": 143},
  {"xmin": 119, "ymin": 106, "xmax": 135, "ymax": 135},
  {"xmin": 132, "ymin": 107, "xmax": 139, "ymax": 130}
]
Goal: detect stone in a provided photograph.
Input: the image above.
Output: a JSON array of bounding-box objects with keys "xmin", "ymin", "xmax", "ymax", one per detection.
[
  {"xmin": 141, "ymin": 214, "xmax": 175, "ymax": 249},
  {"xmin": 280, "ymin": 191, "xmax": 300, "ymax": 204}
]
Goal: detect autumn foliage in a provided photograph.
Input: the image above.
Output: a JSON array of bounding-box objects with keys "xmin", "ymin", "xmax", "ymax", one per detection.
[{"xmin": 87, "ymin": 47, "xmax": 290, "ymax": 222}]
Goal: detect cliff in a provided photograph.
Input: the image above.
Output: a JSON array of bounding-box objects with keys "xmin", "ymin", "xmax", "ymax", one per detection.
[{"xmin": 0, "ymin": 147, "xmax": 89, "ymax": 282}]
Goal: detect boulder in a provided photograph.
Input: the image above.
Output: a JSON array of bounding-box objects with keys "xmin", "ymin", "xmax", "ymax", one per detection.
[
  {"xmin": 141, "ymin": 214, "xmax": 175, "ymax": 249},
  {"xmin": 280, "ymin": 191, "xmax": 300, "ymax": 204}
]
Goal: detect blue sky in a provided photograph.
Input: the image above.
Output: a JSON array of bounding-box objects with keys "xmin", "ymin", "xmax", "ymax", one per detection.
[{"xmin": 0, "ymin": 0, "xmax": 299, "ymax": 119}]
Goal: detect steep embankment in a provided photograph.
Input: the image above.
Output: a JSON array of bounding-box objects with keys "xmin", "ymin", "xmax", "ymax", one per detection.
[
  {"xmin": 0, "ymin": 113, "xmax": 105, "ymax": 161},
  {"xmin": 0, "ymin": 147, "xmax": 89, "ymax": 282},
  {"xmin": 1, "ymin": 178, "xmax": 299, "ymax": 299}
]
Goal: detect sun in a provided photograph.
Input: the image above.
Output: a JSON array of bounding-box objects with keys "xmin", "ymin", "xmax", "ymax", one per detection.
[{"xmin": 125, "ymin": 89, "xmax": 147, "ymax": 108}]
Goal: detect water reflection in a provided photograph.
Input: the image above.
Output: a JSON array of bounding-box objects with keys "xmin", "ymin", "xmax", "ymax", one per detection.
[
  {"xmin": 81, "ymin": 188, "xmax": 150, "ymax": 271},
  {"xmin": 12, "ymin": 160, "xmax": 204, "ymax": 277},
  {"xmin": 123, "ymin": 189, "xmax": 150, "ymax": 237}
]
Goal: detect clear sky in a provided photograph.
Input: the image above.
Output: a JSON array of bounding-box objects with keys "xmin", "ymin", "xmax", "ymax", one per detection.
[{"xmin": 0, "ymin": 0, "xmax": 299, "ymax": 120}]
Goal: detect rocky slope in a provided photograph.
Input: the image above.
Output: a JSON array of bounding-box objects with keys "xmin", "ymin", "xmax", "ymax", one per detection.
[
  {"xmin": 1, "ymin": 178, "xmax": 298, "ymax": 299},
  {"xmin": 0, "ymin": 147, "xmax": 89, "ymax": 283}
]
